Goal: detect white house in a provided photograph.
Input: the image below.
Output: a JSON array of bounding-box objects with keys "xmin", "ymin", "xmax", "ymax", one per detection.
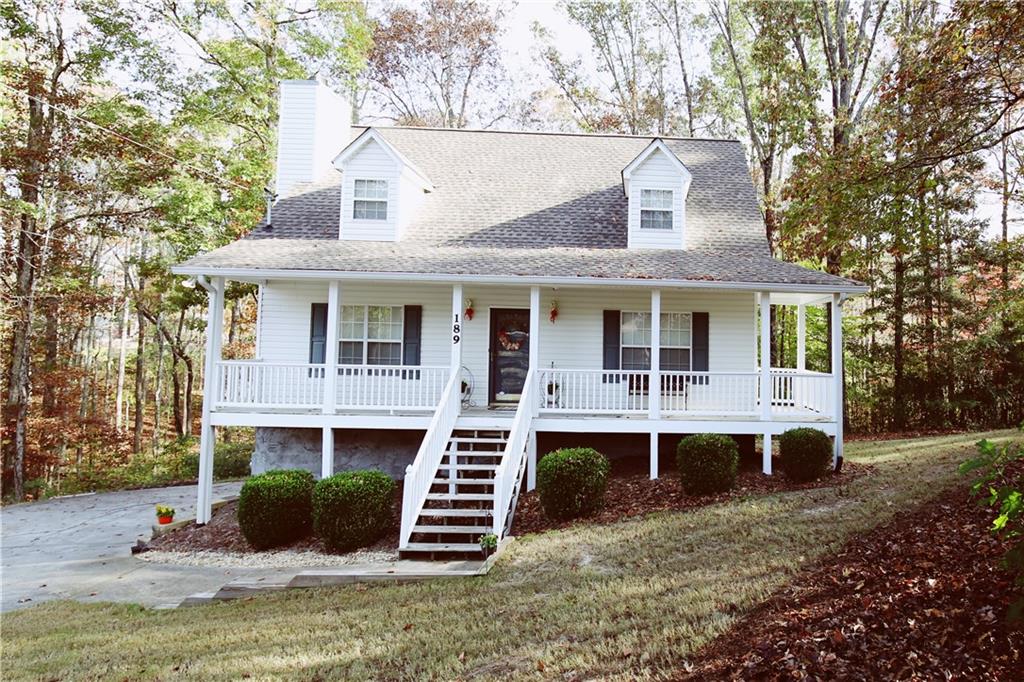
[{"xmin": 173, "ymin": 79, "xmax": 866, "ymax": 556}]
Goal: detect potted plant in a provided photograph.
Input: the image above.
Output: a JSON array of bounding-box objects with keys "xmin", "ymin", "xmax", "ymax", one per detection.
[
  {"xmin": 155, "ymin": 504, "xmax": 176, "ymax": 525},
  {"xmin": 479, "ymin": 533, "xmax": 498, "ymax": 557},
  {"xmin": 461, "ymin": 379, "xmax": 471, "ymax": 401}
]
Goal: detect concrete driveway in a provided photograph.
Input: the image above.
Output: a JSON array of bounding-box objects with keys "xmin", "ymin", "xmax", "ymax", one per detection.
[{"xmin": 1, "ymin": 482, "xmax": 289, "ymax": 612}]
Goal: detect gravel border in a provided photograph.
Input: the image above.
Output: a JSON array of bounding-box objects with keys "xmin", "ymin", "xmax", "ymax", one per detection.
[{"xmin": 137, "ymin": 548, "xmax": 398, "ymax": 568}]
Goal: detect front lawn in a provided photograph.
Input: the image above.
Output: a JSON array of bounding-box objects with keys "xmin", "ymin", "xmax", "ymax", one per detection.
[{"xmin": 2, "ymin": 430, "xmax": 1018, "ymax": 680}]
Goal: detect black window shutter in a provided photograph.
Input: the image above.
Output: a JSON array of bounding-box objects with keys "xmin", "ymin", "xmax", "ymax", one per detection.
[
  {"xmin": 309, "ymin": 303, "xmax": 328, "ymax": 364},
  {"xmin": 402, "ymin": 305, "xmax": 422, "ymax": 378},
  {"xmin": 603, "ymin": 310, "xmax": 620, "ymax": 383},
  {"xmin": 692, "ymin": 312, "xmax": 709, "ymax": 383}
]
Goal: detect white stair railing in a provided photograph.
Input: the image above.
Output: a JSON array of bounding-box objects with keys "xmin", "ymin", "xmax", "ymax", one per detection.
[
  {"xmin": 399, "ymin": 370, "xmax": 461, "ymax": 549},
  {"xmin": 492, "ymin": 368, "xmax": 538, "ymax": 538}
]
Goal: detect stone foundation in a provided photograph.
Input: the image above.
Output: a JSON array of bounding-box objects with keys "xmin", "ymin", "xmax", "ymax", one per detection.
[{"xmin": 253, "ymin": 427, "xmax": 425, "ymax": 480}]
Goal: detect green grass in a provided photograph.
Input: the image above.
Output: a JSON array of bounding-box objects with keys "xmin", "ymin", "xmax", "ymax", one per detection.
[{"xmin": 2, "ymin": 430, "xmax": 1018, "ymax": 681}]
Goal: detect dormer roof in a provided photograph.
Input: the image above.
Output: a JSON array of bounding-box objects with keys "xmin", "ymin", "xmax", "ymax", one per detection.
[
  {"xmin": 332, "ymin": 127, "xmax": 434, "ymax": 192},
  {"xmin": 621, "ymin": 138, "xmax": 692, "ymax": 195}
]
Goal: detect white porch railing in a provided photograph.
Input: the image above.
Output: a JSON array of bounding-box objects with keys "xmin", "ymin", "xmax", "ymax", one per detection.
[
  {"xmin": 769, "ymin": 369, "xmax": 833, "ymax": 416},
  {"xmin": 214, "ymin": 361, "xmax": 325, "ymax": 409},
  {"xmin": 212, "ymin": 361, "xmax": 448, "ymax": 411},
  {"xmin": 537, "ymin": 369, "xmax": 650, "ymax": 414},
  {"xmin": 493, "ymin": 367, "xmax": 537, "ymax": 538},
  {"xmin": 399, "ymin": 370, "xmax": 462, "ymax": 548},
  {"xmin": 335, "ymin": 365, "xmax": 449, "ymax": 410},
  {"xmin": 537, "ymin": 368, "xmax": 834, "ymax": 419}
]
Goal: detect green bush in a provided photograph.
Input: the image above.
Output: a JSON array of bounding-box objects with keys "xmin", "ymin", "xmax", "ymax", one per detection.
[
  {"xmin": 676, "ymin": 434, "xmax": 739, "ymax": 495},
  {"xmin": 237, "ymin": 469, "xmax": 315, "ymax": 549},
  {"xmin": 312, "ymin": 470, "xmax": 395, "ymax": 552},
  {"xmin": 213, "ymin": 441, "xmax": 252, "ymax": 479},
  {"xmin": 536, "ymin": 447, "xmax": 610, "ymax": 521},
  {"xmin": 778, "ymin": 428, "xmax": 833, "ymax": 482}
]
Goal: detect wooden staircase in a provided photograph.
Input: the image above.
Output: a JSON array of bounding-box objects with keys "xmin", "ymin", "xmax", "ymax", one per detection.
[{"xmin": 400, "ymin": 429, "xmax": 509, "ymax": 559}]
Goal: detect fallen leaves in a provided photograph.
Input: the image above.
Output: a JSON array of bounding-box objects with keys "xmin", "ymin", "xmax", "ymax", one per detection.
[{"xmin": 679, "ymin": 461, "xmax": 1024, "ymax": 680}]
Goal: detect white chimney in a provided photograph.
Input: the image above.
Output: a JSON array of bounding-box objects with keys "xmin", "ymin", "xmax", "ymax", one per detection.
[{"xmin": 275, "ymin": 79, "xmax": 351, "ymax": 198}]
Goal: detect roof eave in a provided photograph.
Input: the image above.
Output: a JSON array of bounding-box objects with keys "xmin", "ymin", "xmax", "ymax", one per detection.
[{"xmin": 170, "ymin": 264, "xmax": 868, "ymax": 295}]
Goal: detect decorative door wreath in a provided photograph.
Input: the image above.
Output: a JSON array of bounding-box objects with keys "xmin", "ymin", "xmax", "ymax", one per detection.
[{"xmin": 497, "ymin": 329, "xmax": 524, "ymax": 351}]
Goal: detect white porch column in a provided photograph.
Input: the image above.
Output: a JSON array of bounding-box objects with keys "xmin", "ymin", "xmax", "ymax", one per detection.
[
  {"xmin": 649, "ymin": 431, "xmax": 659, "ymax": 479},
  {"xmin": 322, "ymin": 281, "xmax": 340, "ymax": 414},
  {"xmin": 529, "ymin": 286, "xmax": 540, "ymax": 415},
  {"xmin": 197, "ymin": 276, "xmax": 225, "ymax": 525},
  {"xmin": 763, "ymin": 432, "xmax": 773, "ymax": 475},
  {"xmin": 321, "ymin": 426, "xmax": 334, "ymax": 478},
  {"xmin": 649, "ymin": 289, "xmax": 661, "ymax": 420},
  {"xmin": 831, "ymin": 293, "xmax": 844, "ymax": 467},
  {"xmin": 526, "ymin": 429, "xmax": 537, "ymax": 491},
  {"xmin": 759, "ymin": 291, "xmax": 772, "ymax": 422},
  {"xmin": 451, "ymin": 284, "xmax": 463, "ymax": 369},
  {"xmin": 796, "ymin": 304, "xmax": 807, "ymax": 372}
]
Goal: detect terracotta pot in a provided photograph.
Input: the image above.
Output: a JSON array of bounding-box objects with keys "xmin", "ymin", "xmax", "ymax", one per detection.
[{"xmin": 157, "ymin": 515, "xmax": 174, "ymax": 525}]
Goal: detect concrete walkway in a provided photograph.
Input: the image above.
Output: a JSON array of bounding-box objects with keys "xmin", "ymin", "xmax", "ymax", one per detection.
[{"xmin": 0, "ymin": 482, "xmax": 292, "ymax": 612}]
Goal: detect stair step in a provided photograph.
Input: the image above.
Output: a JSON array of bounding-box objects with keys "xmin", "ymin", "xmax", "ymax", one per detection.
[
  {"xmin": 425, "ymin": 493, "xmax": 494, "ymax": 502},
  {"xmin": 449, "ymin": 437, "xmax": 508, "ymax": 444},
  {"xmin": 436, "ymin": 463, "xmax": 499, "ymax": 471},
  {"xmin": 417, "ymin": 508, "xmax": 491, "ymax": 518},
  {"xmin": 403, "ymin": 542, "xmax": 483, "ymax": 553},
  {"xmin": 432, "ymin": 478, "xmax": 494, "ymax": 486},
  {"xmin": 413, "ymin": 524, "xmax": 489, "ymax": 534}
]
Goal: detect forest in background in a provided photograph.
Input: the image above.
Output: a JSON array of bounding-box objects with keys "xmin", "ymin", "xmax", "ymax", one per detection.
[{"xmin": 2, "ymin": 0, "xmax": 1023, "ymax": 501}]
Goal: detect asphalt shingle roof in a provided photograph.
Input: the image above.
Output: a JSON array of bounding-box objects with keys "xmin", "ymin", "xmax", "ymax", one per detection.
[{"xmin": 177, "ymin": 127, "xmax": 863, "ymax": 289}]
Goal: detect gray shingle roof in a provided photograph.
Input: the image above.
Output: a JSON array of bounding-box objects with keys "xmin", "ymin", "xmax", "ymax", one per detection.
[
  {"xmin": 177, "ymin": 127, "xmax": 863, "ymax": 289},
  {"xmin": 176, "ymin": 238, "xmax": 865, "ymax": 288}
]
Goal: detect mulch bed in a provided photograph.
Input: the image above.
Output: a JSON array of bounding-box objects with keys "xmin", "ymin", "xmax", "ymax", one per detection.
[
  {"xmin": 511, "ymin": 458, "xmax": 870, "ymax": 536},
  {"xmin": 679, "ymin": 462, "xmax": 1024, "ymax": 680},
  {"xmin": 148, "ymin": 490, "xmax": 402, "ymax": 555}
]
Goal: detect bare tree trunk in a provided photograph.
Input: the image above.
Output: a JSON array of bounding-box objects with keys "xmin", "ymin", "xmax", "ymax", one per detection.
[
  {"xmin": 115, "ymin": 290, "xmax": 130, "ymax": 433},
  {"xmin": 152, "ymin": 313, "xmax": 164, "ymax": 452},
  {"xmin": 133, "ymin": 240, "xmax": 147, "ymax": 453}
]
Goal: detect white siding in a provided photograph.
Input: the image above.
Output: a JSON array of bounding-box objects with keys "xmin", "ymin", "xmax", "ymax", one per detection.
[
  {"xmin": 258, "ymin": 281, "xmax": 756, "ymax": 404},
  {"xmin": 339, "ymin": 139, "xmax": 402, "ymax": 241},
  {"xmin": 627, "ymin": 149, "xmax": 688, "ymax": 250},
  {"xmin": 275, "ymin": 80, "xmax": 350, "ymax": 198}
]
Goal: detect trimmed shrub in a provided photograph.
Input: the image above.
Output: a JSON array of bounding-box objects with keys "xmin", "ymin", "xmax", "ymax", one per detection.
[
  {"xmin": 536, "ymin": 447, "xmax": 610, "ymax": 521},
  {"xmin": 778, "ymin": 428, "xmax": 832, "ymax": 482},
  {"xmin": 313, "ymin": 470, "xmax": 396, "ymax": 552},
  {"xmin": 676, "ymin": 434, "xmax": 739, "ymax": 495},
  {"xmin": 237, "ymin": 469, "xmax": 315, "ymax": 549}
]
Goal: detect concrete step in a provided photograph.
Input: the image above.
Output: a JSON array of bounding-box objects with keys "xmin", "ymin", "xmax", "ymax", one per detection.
[
  {"xmin": 425, "ymin": 492, "xmax": 494, "ymax": 502},
  {"xmin": 403, "ymin": 542, "xmax": 483, "ymax": 553},
  {"xmin": 412, "ymin": 524, "xmax": 489, "ymax": 534},
  {"xmin": 449, "ymin": 437, "xmax": 508, "ymax": 444}
]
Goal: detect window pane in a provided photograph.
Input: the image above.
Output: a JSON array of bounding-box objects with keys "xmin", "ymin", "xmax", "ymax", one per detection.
[
  {"xmin": 641, "ymin": 189, "xmax": 672, "ymax": 209},
  {"xmin": 367, "ymin": 342, "xmax": 401, "ymax": 365},
  {"xmin": 340, "ymin": 341, "xmax": 363, "ymax": 365},
  {"xmin": 341, "ymin": 305, "xmax": 363, "ymax": 340},
  {"xmin": 620, "ymin": 312, "xmax": 651, "ymax": 346},
  {"xmin": 660, "ymin": 312, "xmax": 691, "ymax": 347},
  {"xmin": 354, "ymin": 179, "xmax": 388, "ymax": 199},
  {"xmin": 621, "ymin": 347, "xmax": 651, "ymax": 371},
  {"xmin": 641, "ymin": 209, "xmax": 673, "ymax": 230},
  {"xmin": 661, "ymin": 348, "xmax": 690, "ymax": 371},
  {"xmin": 353, "ymin": 200, "xmax": 387, "ymax": 220},
  {"xmin": 368, "ymin": 306, "xmax": 402, "ymax": 340}
]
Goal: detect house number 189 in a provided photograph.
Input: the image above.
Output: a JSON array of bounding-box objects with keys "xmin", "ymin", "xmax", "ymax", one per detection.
[{"xmin": 452, "ymin": 314, "xmax": 461, "ymax": 345}]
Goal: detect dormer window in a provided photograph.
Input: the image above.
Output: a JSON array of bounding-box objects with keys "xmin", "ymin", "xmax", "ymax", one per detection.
[
  {"xmin": 640, "ymin": 189, "xmax": 673, "ymax": 229},
  {"xmin": 353, "ymin": 179, "xmax": 388, "ymax": 220}
]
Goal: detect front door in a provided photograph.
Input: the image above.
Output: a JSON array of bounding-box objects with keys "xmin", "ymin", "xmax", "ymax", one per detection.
[{"xmin": 489, "ymin": 308, "xmax": 531, "ymax": 404}]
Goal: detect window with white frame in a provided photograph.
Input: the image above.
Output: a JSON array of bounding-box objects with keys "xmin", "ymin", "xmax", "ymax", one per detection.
[
  {"xmin": 640, "ymin": 189, "xmax": 673, "ymax": 229},
  {"xmin": 340, "ymin": 305, "xmax": 403, "ymax": 365},
  {"xmin": 620, "ymin": 311, "xmax": 692, "ymax": 371},
  {"xmin": 353, "ymin": 179, "xmax": 388, "ymax": 220}
]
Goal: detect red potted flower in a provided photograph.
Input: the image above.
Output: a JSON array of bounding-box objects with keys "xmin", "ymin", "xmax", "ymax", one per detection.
[{"xmin": 156, "ymin": 505, "xmax": 176, "ymax": 525}]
